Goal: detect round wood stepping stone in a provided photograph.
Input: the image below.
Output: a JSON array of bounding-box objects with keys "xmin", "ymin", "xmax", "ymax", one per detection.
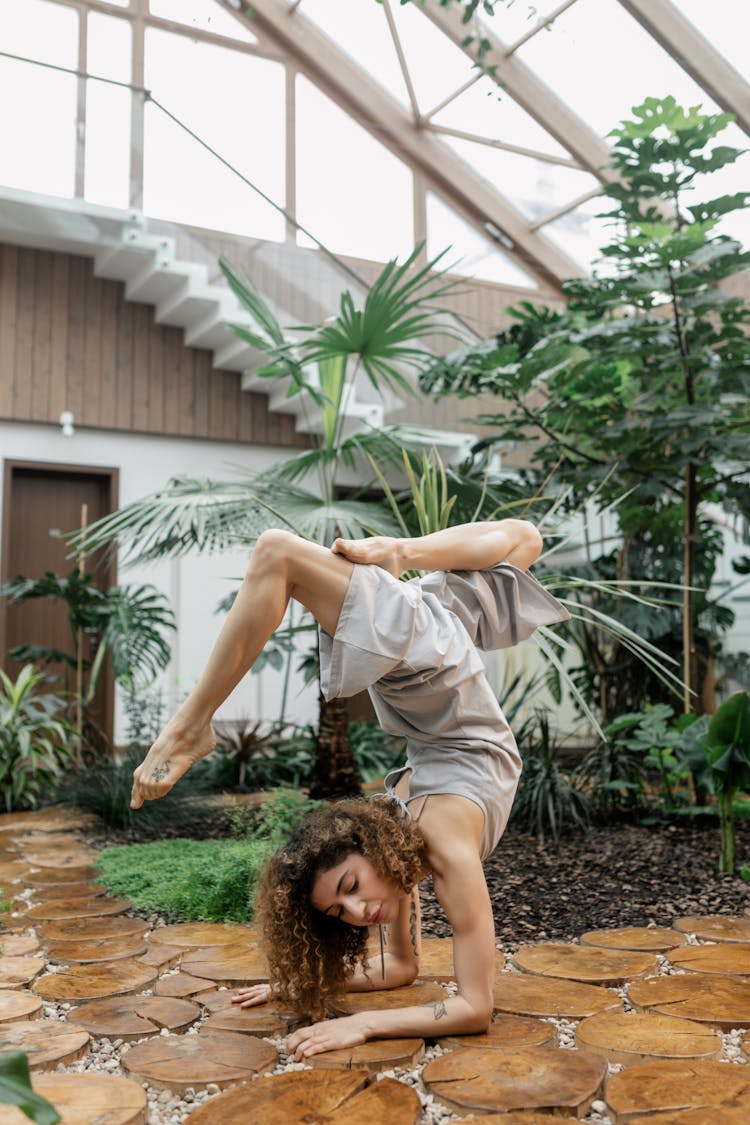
[
  {"xmin": 154, "ymin": 971, "xmax": 215, "ymax": 998},
  {"xmin": 24, "ymin": 850, "xmax": 100, "ymax": 868},
  {"xmin": 37, "ymin": 916, "xmax": 150, "ymax": 943},
  {"xmin": 0, "ymin": 955, "xmax": 46, "ymax": 987},
  {"xmin": 26, "ymin": 865, "xmax": 102, "ymax": 885},
  {"xmin": 576, "ymin": 1009, "xmax": 721, "ymax": 1066},
  {"xmin": 0, "ymin": 989, "xmax": 43, "ymax": 1022},
  {"xmin": 605, "ymin": 1058, "xmax": 750, "ymax": 1122},
  {"xmin": 193, "ymin": 988, "xmax": 235, "ymax": 1012},
  {"xmin": 308, "ymin": 1037, "xmax": 425, "ymax": 1073},
  {"xmin": 68, "ymin": 995, "xmax": 200, "ymax": 1040},
  {"xmin": 45, "ymin": 936, "xmax": 147, "ymax": 964},
  {"xmin": 0, "ymin": 861, "xmax": 30, "ymax": 882},
  {"xmin": 202, "ymin": 1003, "xmax": 288, "ymax": 1037},
  {"xmin": 0, "ymin": 809, "xmax": 99, "ymax": 833},
  {"xmin": 0, "ymin": 934, "xmax": 40, "ymax": 956},
  {"xmin": 626, "ymin": 1111, "xmax": 750, "ymax": 1125},
  {"xmin": 186, "ymin": 1070, "xmax": 419, "ymax": 1125},
  {"xmin": 181, "ymin": 944, "xmax": 268, "ymax": 984},
  {"xmin": 416, "ymin": 937, "xmax": 454, "ymax": 981},
  {"xmin": 0, "ymin": 1071, "xmax": 147, "ymax": 1125},
  {"xmin": 493, "ymin": 972, "xmax": 623, "ymax": 1020},
  {"xmin": 449, "ymin": 1116, "xmax": 581, "ymax": 1125},
  {"xmin": 148, "ymin": 922, "xmax": 252, "ymax": 948},
  {"xmin": 423, "ymin": 1045, "xmax": 607, "ymax": 1116},
  {"xmin": 16, "ymin": 832, "xmax": 87, "ymax": 852},
  {"xmin": 437, "ymin": 1012, "xmax": 556, "ymax": 1051},
  {"xmin": 33, "ymin": 959, "xmax": 157, "ymax": 1002},
  {"xmin": 25, "ymin": 896, "xmax": 131, "ymax": 921},
  {"xmin": 335, "ymin": 981, "xmax": 446, "ymax": 1015},
  {"xmin": 580, "ymin": 926, "xmax": 687, "ymax": 953},
  {"xmin": 138, "ymin": 943, "xmax": 186, "ymax": 970},
  {"xmin": 514, "ymin": 942, "xmax": 657, "ymax": 985},
  {"xmin": 673, "ymin": 914, "xmax": 750, "ymax": 943},
  {"xmin": 0, "ymin": 1019, "xmax": 90, "ymax": 1068},
  {"xmin": 666, "ymin": 942, "xmax": 750, "ymax": 976},
  {"xmin": 31, "ymin": 882, "xmax": 106, "ymax": 901},
  {"xmin": 628, "ymin": 974, "xmax": 750, "ymax": 1030},
  {"xmin": 122, "ymin": 1029, "xmax": 277, "ymax": 1091}
]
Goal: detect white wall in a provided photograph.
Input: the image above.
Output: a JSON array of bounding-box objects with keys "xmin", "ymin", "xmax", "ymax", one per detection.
[{"xmin": 0, "ymin": 420, "xmax": 320, "ymax": 742}]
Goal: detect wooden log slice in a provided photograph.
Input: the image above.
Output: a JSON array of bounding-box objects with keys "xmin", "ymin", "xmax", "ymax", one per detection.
[
  {"xmin": 666, "ymin": 942, "xmax": 750, "ymax": 976},
  {"xmin": 181, "ymin": 944, "xmax": 268, "ymax": 984},
  {"xmin": 0, "ymin": 1018, "xmax": 90, "ymax": 1068},
  {"xmin": 202, "ymin": 1005, "xmax": 288, "ymax": 1037},
  {"xmin": 45, "ymin": 936, "xmax": 147, "ymax": 964},
  {"xmin": 0, "ymin": 915, "xmax": 33, "ymax": 934},
  {"xmin": 415, "ymin": 938, "xmax": 454, "ymax": 981},
  {"xmin": 580, "ymin": 926, "xmax": 687, "ymax": 953},
  {"xmin": 0, "ymin": 989, "xmax": 43, "ymax": 1022},
  {"xmin": 628, "ymin": 974, "xmax": 750, "ymax": 1030},
  {"xmin": 514, "ymin": 942, "xmax": 657, "ymax": 986},
  {"xmin": 33, "ymin": 959, "xmax": 157, "ymax": 1002},
  {"xmin": 308, "ymin": 1037, "xmax": 425, "ymax": 1074},
  {"xmin": 0, "ymin": 934, "xmax": 40, "ymax": 956},
  {"xmin": 26, "ymin": 866, "xmax": 102, "ymax": 885},
  {"xmin": 121, "ymin": 1029, "xmax": 277, "ymax": 1092},
  {"xmin": 16, "ymin": 832, "xmax": 87, "ymax": 852},
  {"xmin": 0, "ymin": 810, "xmax": 99, "ymax": 833},
  {"xmin": 24, "ymin": 850, "xmax": 100, "ymax": 868},
  {"xmin": 0, "ymin": 955, "xmax": 46, "ymax": 987},
  {"xmin": 423, "ymin": 1045, "xmax": 607, "ymax": 1116},
  {"xmin": 576, "ymin": 1009, "xmax": 721, "ymax": 1066},
  {"xmin": 31, "ymin": 882, "xmax": 106, "ymax": 902},
  {"xmin": 154, "ymin": 971, "xmax": 215, "ymax": 998},
  {"xmin": 25, "ymin": 896, "xmax": 131, "ymax": 921},
  {"xmin": 673, "ymin": 914, "xmax": 750, "ymax": 943},
  {"xmin": 605, "ymin": 1058, "xmax": 750, "ymax": 1122},
  {"xmin": 37, "ymin": 916, "xmax": 150, "ymax": 943},
  {"xmin": 0, "ymin": 1071, "xmax": 147, "ymax": 1125},
  {"xmin": 193, "ymin": 988, "xmax": 235, "ymax": 1012},
  {"xmin": 184, "ymin": 1070, "xmax": 422, "ymax": 1125},
  {"xmin": 335, "ymin": 981, "xmax": 446, "ymax": 1015},
  {"xmin": 493, "ymin": 973, "xmax": 623, "ymax": 1020},
  {"xmin": 0, "ymin": 861, "xmax": 30, "ymax": 882},
  {"xmin": 137, "ymin": 943, "xmax": 186, "ymax": 970},
  {"xmin": 626, "ymin": 1110, "xmax": 750, "ymax": 1125},
  {"xmin": 67, "ymin": 995, "xmax": 200, "ymax": 1040},
  {"xmin": 437, "ymin": 1012, "xmax": 557, "ymax": 1051},
  {"xmin": 148, "ymin": 922, "xmax": 252, "ymax": 948}
]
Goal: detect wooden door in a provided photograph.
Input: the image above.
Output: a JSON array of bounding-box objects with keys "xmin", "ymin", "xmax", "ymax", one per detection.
[{"xmin": 1, "ymin": 461, "xmax": 119, "ymax": 739}]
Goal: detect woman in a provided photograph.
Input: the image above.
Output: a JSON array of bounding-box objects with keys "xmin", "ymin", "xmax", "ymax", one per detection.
[{"xmin": 130, "ymin": 519, "xmax": 569, "ymax": 1059}]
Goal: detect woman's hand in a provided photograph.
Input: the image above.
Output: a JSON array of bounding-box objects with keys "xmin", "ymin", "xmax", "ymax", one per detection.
[
  {"xmin": 286, "ymin": 1014, "xmax": 369, "ymax": 1060},
  {"xmin": 231, "ymin": 983, "xmax": 273, "ymax": 1008},
  {"xmin": 331, "ymin": 536, "xmax": 402, "ymax": 578}
]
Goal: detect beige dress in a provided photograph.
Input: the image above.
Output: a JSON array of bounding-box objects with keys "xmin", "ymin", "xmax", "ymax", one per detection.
[{"xmin": 319, "ymin": 562, "xmax": 570, "ymax": 859}]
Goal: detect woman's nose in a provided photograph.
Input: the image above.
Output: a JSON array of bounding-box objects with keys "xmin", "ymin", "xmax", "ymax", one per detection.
[{"xmin": 344, "ymin": 896, "xmax": 368, "ymax": 925}]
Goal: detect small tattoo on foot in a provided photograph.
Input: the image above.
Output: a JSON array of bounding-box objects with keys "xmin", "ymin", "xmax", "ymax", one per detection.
[{"xmin": 151, "ymin": 762, "xmax": 171, "ymax": 783}]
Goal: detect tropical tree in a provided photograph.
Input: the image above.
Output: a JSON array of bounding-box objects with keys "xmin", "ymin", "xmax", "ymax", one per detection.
[{"xmin": 421, "ymin": 97, "xmax": 750, "ymax": 717}]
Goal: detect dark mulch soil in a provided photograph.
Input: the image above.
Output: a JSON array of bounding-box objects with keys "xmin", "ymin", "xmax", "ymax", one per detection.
[{"xmin": 419, "ymin": 819, "xmax": 750, "ymax": 949}]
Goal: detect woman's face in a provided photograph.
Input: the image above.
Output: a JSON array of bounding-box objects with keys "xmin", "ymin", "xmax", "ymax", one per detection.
[{"xmin": 310, "ymin": 852, "xmax": 407, "ymax": 927}]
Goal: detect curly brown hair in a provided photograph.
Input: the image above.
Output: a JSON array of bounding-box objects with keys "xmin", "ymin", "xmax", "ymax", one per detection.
[{"xmin": 254, "ymin": 797, "xmax": 427, "ymax": 1020}]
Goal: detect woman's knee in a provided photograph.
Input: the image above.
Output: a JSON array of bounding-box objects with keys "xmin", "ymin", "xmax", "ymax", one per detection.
[{"xmin": 250, "ymin": 528, "xmax": 299, "ymax": 575}]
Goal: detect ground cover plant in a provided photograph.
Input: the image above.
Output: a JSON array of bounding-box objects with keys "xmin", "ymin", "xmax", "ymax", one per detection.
[{"xmin": 95, "ymin": 790, "xmax": 318, "ymax": 921}]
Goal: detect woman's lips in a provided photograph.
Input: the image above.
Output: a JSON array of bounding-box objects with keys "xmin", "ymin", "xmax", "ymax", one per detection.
[{"xmin": 369, "ymin": 907, "xmax": 383, "ymax": 925}]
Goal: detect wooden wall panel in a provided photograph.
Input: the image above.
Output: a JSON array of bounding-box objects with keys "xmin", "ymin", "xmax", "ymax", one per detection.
[{"xmin": 0, "ymin": 243, "xmax": 309, "ymax": 450}]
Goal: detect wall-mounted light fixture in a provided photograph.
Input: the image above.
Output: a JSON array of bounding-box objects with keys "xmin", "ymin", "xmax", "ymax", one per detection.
[{"xmin": 59, "ymin": 410, "xmax": 75, "ymax": 438}]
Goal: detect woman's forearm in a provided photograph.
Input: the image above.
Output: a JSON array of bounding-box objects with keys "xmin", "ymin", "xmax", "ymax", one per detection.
[
  {"xmin": 345, "ymin": 952, "xmax": 418, "ymax": 993},
  {"xmin": 396, "ymin": 519, "xmax": 542, "ymax": 573},
  {"xmin": 356, "ymin": 992, "xmax": 491, "ymax": 1039}
]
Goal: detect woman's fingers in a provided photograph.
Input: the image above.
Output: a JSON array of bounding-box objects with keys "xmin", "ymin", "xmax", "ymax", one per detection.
[{"xmin": 231, "ymin": 984, "xmax": 271, "ymax": 1008}]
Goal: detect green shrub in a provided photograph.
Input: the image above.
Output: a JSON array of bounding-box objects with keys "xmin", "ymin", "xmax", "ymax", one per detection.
[
  {"xmin": 349, "ymin": 722, "xmax": 405, "ymax": 782},
  {"xmin": 0, "ymin": 664, "xmax": 75, "ymax": 812},
  {"xmin": 512, "ymin": 711, "xmax": 590, "ymax": 846}
]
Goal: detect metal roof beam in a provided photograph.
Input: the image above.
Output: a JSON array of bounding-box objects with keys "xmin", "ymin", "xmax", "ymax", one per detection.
[
  {"xmin": 618, "ymin": 0, "xmax": 750, "ymax": 136},
  {"xmin": 218, "ymin": 0, "xmax": 583, "ymax": 289},
  {"xmin": 417, "ymin": 0, "xmax": 616, "ymax": 185}
]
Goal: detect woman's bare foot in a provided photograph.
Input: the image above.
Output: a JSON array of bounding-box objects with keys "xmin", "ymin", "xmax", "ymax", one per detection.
[
  {"xmin": 331, "ymin": 536, "xmax": 403, "ymax": 577},
  {"xmin": 130, "ymin": 719, "xmax": 216, "ymax": 808}
]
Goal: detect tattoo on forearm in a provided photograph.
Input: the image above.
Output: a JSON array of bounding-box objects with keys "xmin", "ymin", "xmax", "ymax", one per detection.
[
  {"xmin": 151, "ymin": 762, "xmax": 171, "ymax": 782},
  {"xmin": 428, "ymin": 1000, "xmax": 448, "ymax": 1021},
  {"xmin": 409, "ymin": 892, "xmax": 419, "ymax": 958}
]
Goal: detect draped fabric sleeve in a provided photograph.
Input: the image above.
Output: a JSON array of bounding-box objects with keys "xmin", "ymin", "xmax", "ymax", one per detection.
[{"xmin": 418, "ymin": 562, "xmax": 570, "ymax": 651}]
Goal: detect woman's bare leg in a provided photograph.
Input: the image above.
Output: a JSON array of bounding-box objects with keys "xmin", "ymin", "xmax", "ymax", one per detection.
[{"xmin": 131, "ymin": 530, "xmax": 353, "ymax": 808}]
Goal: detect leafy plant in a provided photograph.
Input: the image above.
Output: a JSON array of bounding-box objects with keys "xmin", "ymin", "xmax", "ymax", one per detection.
[
  {"xmin": 511, "ymin": 710, "xmax": 590, "ymax": 845},
  {"xmin": 699, "ymin": 691, "xmax": 750, "ymax": 873},
  {"xmin": 0, "ymin": 665, "xmax": 75, "ymax": 813},
  {"xmin": 0, "ymin": 1051, "xmax": 59, "ymax": 1124},
  {"xmin": 348, "ymin": 722, "xmax": 405, "ymax": 782}
]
